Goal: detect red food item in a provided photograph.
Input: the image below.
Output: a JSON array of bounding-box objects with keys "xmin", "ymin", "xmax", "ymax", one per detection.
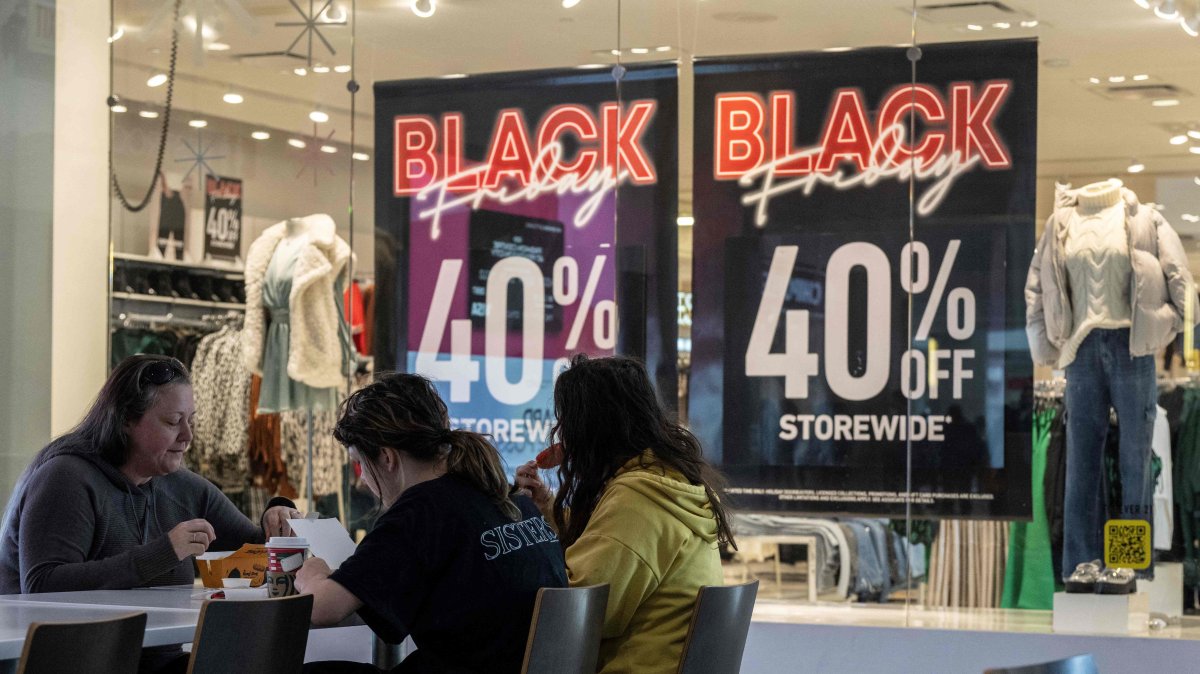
[{"xmin": 536, "ymin": 443, "xmax": 564, "ymax": 469}]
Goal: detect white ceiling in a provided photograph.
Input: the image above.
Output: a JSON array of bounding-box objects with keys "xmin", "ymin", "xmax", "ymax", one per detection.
[{"xmin": 110, "ymin": 0, "xmax": 1200, "ymax": 207}]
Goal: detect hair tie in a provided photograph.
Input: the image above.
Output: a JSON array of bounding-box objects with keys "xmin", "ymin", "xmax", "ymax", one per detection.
[{"xmin": 437, "ymin": 429, "xmax": 456, "ymax": 445}]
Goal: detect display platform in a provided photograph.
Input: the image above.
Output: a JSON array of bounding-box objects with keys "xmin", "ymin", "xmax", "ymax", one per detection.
[{"xmin": 742, "ymin": 598, "xmax": 1200, "ymax": 673}]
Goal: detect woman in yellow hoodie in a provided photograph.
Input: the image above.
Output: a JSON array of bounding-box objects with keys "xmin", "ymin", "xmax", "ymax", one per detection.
[{"xmin": 515, "ymin": 354, "xmax": 737, "ymax": 674}]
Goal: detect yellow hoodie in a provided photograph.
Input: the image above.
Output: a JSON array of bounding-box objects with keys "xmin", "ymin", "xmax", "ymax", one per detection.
[{"xmin": 566, "ymin": 451, "xmax": 723, "ymax": 674}]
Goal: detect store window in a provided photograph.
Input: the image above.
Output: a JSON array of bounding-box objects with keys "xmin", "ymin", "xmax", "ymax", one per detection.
[{"xmin": 11, "ymin": 0, "xmax": 1182, "ymax": 664}]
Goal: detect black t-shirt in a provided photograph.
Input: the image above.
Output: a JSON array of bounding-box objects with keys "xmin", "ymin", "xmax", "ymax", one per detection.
[{"xmin": 330, "ymin": 474, "xmax": 567, "ymax": 674}]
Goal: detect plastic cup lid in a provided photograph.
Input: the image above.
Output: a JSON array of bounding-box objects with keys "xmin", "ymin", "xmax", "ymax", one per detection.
[{"xmin": 266, "ymin": 537, "xmax": 309, "ymax": 548}]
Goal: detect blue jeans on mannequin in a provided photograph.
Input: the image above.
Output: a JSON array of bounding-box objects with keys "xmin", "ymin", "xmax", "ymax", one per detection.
[{"xmin": 1063, "ymin": 329, "xmax": 1156, "ymax": 579}]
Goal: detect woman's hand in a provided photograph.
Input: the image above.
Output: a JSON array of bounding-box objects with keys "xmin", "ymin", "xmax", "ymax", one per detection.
[
  {"xmin": 263, "ymin": 506, "xmax": 304, "ymax": 538},
  {"xmin": 514, "ymin": 460, "xmax": 554, "ymax": 519},
  {"xmin": 296, "ymin": 556, "xmax": 332, "ymax": 594},
  {"xmin": 168, "ymin": 519, "xmax": 216, "ymax": 560}
]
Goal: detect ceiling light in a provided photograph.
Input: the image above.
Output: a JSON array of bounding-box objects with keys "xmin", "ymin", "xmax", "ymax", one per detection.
[
  {"xmin": 1109, "ymin": 75, "xmax": 1126, "ymax": 83},
  {"xmin": 1088, "ymin": 77, "xmax": 1101, "ymax": 84},
  {"xmin": 1183, "ymin": 14, "xmax": 1200, "ymax": 37},
  {"xmin": 1172, "ymin": 134, "xmax": 1189, "ymax": 145},
  {"xmin": 146, "ymin": 73, "xmax": 168, "ymax": 88},
  {"xmin": 320, "ymin": 3, "xmax": 348, "ymax": 22},
  {"xmin": 822, "ymin": 46, "xmax": 852, "ymax": 52},
  {"xmin": 992, "ymin": 22, "xmax": 1011, "ymax": 29},
  {"xmin": 111, "ymin": 104, "xmax": 128, "ymax": 113},
  {"xmin": 334, "ymin": 65, "xmax": 352, "ymax": 73},
  {"xmin": 1134, "ymin": 0, "xmax": 1152, "ymax": 8},
  {"xmin": 655, "ymin": 46, "xmax": 672, "ymax": 52},
  {"xmin": 576, "ymin": 63, "xmax": 607, "ymax": 69},
  {"xmin": 630, "ymin": 47, "xmax": 649, "ymax": 54},
  {"xmin": 1191, "ymin": 147, "xmax": 1200, "ymax": 155},
  {"xmin": 320, "ymin": 145, "xmax": 338, "ymax": 154},
  {"xmin": 139, "ymin": 110, "xmax": 159, "ymax": 119},
  {"xmin": 223, "ymin": 91, "xmax": 244, "ymax": 104},
  {"xmin": 108, "ymin": 27, "xmax": 124, "ymax": 43},
  {"xmin": 1020, "ymin": 20, "xmax": 1039, "ymax": 27},
  {"xmin": 1128, "ymin": 160, "xmax": 1146, "ymax": 173},
  {"xmin": 677, "ymin": 215, "xmax": 695, "ymax": 227},
  {"xmin": 181, "ymin": 16, "xmax": 216, "ymax": 40},
  {"xmin": 966, "ymin": 24, "xmax": 983, "ymax": 31},
  {"xmin": 188, "ymin": 119, "xmax": 207, "ymax": 128},
  {"xmin": 610, "ymin": 49, "xmax": 621, "ymax": 56},
  {"xmin": 309, "ymin": 109, "xmax": 330, "ymax": 123},
  {"xmin": 1133, "ymin": 74, "xmax": 1150, "ymax": 81},
  {"xmin": 352, "ymin": 152, "xmax": 370, "ymax": 161},
  {"xmin": 1189, "ymin": 130, "xmax": 1200, "ymax": 139},
  {"xmin": 1153, "ymin": 99, "xmax": 1181, "ymax": 107},
  {"xmin": 1195, "ymin": 176, "xmax": 1200, "ymax": 186},
  {"xmin": 251, "ymin": 131, "xmax": 271, "ymax": 140},
  {"xmin": 1156, "ymin": 0, "xmax": 1180, "ymax": 20},
  {"xmin": 207, "ymin": 42, "xmax": 230, "ymax": 51},
  {"xmin": 563, "ymin": 0, "xmax": 582, "ymax": 7},
  {"xmin": 440, "ymin": 73, "xmax": 468, "ymax": 79},
  {"xmin": 312, "ymin": 65, "xmax": 331, "ymax": 74},
  {"xmin": 294, "ymin": 67, "xmax": 308, "ymax": 76},
  {"xmin": 288, "ymin": 139, "xmax": 307, "ymax": 149},
  {"xmin": 411, "ymin": 0, "xmax": 436, "ymax": 18},
  {"xmin": 1183, "ymin": 214, "xmax": 1200, "ymax": 222}
]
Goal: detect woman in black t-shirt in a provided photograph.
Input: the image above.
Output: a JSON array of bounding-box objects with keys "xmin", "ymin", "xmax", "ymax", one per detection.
[{"xmin": 298, "ymin": 374, "xmax": 567, "ymax": 674}]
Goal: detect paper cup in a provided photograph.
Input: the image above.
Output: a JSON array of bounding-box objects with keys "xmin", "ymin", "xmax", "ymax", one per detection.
[{"xmin": 265, "ymin": 537, "xmax": 310, "ymax": 598}]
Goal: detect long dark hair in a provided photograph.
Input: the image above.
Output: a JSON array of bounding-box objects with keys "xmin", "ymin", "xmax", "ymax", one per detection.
[
  {"xmin": 31, "ymin": 355, "xmax": 190, "ymax": 471},
  {"xmin": 551, "ymin": 354, "xmax": 736, "ymax": 549},
  {"xmin": 333, "ymin": 373, "xmax": 521, "ymax": 520}
]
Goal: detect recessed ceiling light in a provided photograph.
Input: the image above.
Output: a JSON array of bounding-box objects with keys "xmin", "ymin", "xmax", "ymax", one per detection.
[
  {"xmin": 1020, "ymin": 20, "xmax": 1039, "ymax": 27},
  {"xmin": 655, "ymin": 46, "xmax": 671, "ymax": 52},
  {"xmin": 677, "ymin": 215, "xmax": 695, "ymax": 227},
  {"xmin": 823, "ymin": 46, "xmax": 852, "ymax": 52},
  {"xmin": 139, "ymin": 110, "xmax": 159, "ymax": 119},
  {"xmin": 320, "ymin": 145, "xmax": 338, "ymax": 154},
  {"xmin": 411, "ymin": 0, "xmax": 436, "ymax": 18},
  {"xmin": 610, "ymin": 49, "xmax": 621, "ymax": 56},
  {"xmin": 108, "ymin": 27, "xmax": 125, "ymax": 43},
  {"xmin": 630, "ymin": 47, "xmax": 649, "ymax": 54},
  {"xmin": 562, "ymin": 0, "xmax": 582, "ymax": 7},
  {"xmin": 294, "ymin": 67, "xmax": 308, "ymax": 76},
  {"xmin": 223, "ymin": 92, "xmax": 244, "ymax": 104},
  {"xmin": 1155, "ymin": 2, "xmax": 1180, "ymax": 21},
  {"xmin": 207, "ymin": 42, "xmax": 230, "ymax": 51},
  {"xmin": 1172, "ymin": 134, "xmax": 1189, "ymax": 145},
  {"xmin": 188, "ymin": 119, "xmax": 207, "ymax": 128},
  {"xmin": 1184, "ymin": 214, "xmax": 1200, "ymax": 222},
  {"xmin": 1153, "ymin": 99, "xmax": 1181, "ymax": 107},
  {"xmin": 312, "ymin": 65, "xmax": 330, "ymax": 74},
  {"xmin": 111, "ymin": 104, "xmax": 128, "ymax": 113},
  {"xmin": 1190, "ymin": 146, "xmax": 1200, "ymax": 155},
  {"xmin": 1133, "ymin": 74, "xmax": 1150, "ymax": 81},
  {"xmin": 309, "ymin": 109, "xmax": 330, "ymax": 123},
  {"xmin": 992, "ymin": 22, "xmax": 1011, "ymax": 29},
  {"xmin": 352, "ymin": 152, "xmax": 370, "ymax": 161},
  {"xmin": 1189, "ymin": 130, "xmax": 1200, "ymax": 140},
  {"xmin": 288, "ymin": 139, "xmax": 307, "ymax": 149},
  {"xmin": 440, "ymin": 73, "xmax": 468, "ymax": 79},
  {"xmin": 1088, "ymin": 77, "xmax": 1101, "ymax": 84},
  {"xmin": 1128, "ymin": 160, "xmax": 1146, "ymax": 173},
  {"xmin": 576, "ymin": 63, "xmax": 607, "ymax": 69},
  {"xmin": 251, "ymin": 131, "xmax": 271, "ymax": 140},
  {"xmin": 966, "ymin": 24, "xmax": 983, "ymax": 31},
  {"xmin": 146, "ymin": 73, "xmax": 168, "ymax": 88},
  {"xmin": 1194, "ymin": 176, "xmax": 1200, "ymax": 186},
  {"xmin": 1109, "ymin": 75, "xmax": 1126, "ymax": 83},
  {"xmin": 334, "ymin": 65, "xmax": 351, "ymax": 73}
]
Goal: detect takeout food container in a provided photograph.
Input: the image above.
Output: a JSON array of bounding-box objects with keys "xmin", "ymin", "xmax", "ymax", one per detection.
[{"xmin": 194, "ymin": 544, "xmax": 269, "ymax": 588}]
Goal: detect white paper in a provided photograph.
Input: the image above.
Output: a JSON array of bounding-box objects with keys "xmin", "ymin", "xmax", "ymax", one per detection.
[
  {"xmin": 288, "ymin": 518, "xmax": 358, "ymax": 570},
  {"xmin": 196, "ymin": 551, "xmax": 235, "ymax": 561}
]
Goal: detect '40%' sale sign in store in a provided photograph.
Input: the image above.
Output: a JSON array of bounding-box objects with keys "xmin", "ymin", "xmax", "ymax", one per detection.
[
  {"xmin": 374, "ymin": 67, "xmax": 679, "ymax": 472},
  {"xmin": 690, "ymin": 40, "xmax": 1037, "ymax": 518}
]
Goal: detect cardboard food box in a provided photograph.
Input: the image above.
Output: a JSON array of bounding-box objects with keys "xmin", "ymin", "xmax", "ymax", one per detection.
[{"xmin": 195, "ymin": 544, "xmax": 269, "ymax": 588}]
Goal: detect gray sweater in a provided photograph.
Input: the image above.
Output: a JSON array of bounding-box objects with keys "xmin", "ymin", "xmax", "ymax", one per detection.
[{"xmin": 0, "ymin": 449, "xmax": 288, "ymax": 595}]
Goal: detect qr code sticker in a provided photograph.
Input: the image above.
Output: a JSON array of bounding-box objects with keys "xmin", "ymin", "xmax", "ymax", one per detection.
[{"xmin": 1104, "ymin": 519, "xmax": 1151, "ymax": 570}]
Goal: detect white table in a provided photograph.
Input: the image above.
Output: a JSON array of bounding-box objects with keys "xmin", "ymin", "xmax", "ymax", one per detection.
[{"xmin": 0, "ymin": 587, "xmax": 374, "ymax": 666}]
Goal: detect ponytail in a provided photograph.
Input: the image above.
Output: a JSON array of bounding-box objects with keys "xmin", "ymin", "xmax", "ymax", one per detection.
[{"xmin": 445, "ymin": 430, "xmax": 521, "ymax": 521}]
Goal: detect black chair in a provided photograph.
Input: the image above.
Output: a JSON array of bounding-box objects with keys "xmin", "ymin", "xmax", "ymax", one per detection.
[
  {"xmin": 985, "ymin": 654, "xmax": 1100, "ymax": 674},
  {"xmin": 520, "ymin": 584, "xmax": 609, "ymax": 674},
  {"xmin": 676, "ymin": 580, "xmax": 759, "ymax": 674},
  {"xmin": 186, "ymin": 594, "xmax": 314, "ymax": 674},
  {"xmin": 17, "ymin": 612, "xmax": 147, "ymax": 674}
]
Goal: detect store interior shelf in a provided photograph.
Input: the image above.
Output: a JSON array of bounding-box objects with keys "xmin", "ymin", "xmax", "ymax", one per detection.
[
  {"xmin": 112, "ymin": 292, "xmax": 245, "ymax": 311},
  {"xmin": 113, "ymin": 253, "xmax": 244, "ymax": 278}
]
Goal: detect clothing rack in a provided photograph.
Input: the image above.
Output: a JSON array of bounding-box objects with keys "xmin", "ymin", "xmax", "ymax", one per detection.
[
  {"xmin": 113, "ymin": 311, "xmax": 218, "ymax": 331},
  {"xmin": 1034, "ymin": 378, "xmax": 1065, "ymax": 398}
]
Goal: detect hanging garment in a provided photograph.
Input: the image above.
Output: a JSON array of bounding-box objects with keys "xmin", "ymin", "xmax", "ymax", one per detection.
[
  {"xmin": 362, "ymin": 283, "xmax": 376, "ymax": 356},
  {"xmin": 190, "ymin": 327, "xmax": 251, "ymax": 490},
  {"xmin": 280, "ymin": 409, "xmax": 344, "ymax": 498},
  {"xmin": 247, "ymin": 375, "xmax": 294, "ymax": 500},
  {"xmin": 1002, "ymin": 401, "xmax": 1060, "ymax": 610},
  {"xmin": 1153, "ymin": 405, "xmax": 1175, "ymax": 551},
  {"xmin": 344, "ymin": 281, "xmax": 367, "ymax": 355},
  {"xmin": 926, "ymin": 520, "xmax": 1008, "ymax": 609}
]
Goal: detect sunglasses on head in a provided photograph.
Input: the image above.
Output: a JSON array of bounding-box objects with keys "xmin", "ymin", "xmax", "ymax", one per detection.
[{"xmin": 140, "ymin": 360, "xmax": 183, "ymax": 387}]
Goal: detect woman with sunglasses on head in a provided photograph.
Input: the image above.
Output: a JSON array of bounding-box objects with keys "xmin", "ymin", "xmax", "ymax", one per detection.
[
  {"xmin": 0, "ymin": 355, "xmax": 301, "ymax": 672},
  {"xmin": 513, "ymin": 354, "xmax": 736, "ymax": 674},
  {"xmin": 297, "ymin": 373, "xmax": 567, "ymax": 674}
]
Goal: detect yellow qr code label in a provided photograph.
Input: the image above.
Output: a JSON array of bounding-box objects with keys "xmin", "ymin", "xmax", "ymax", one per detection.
[{"xmin": 1104, "ymin": 519, "xmax": 1151, "ymax": 570}]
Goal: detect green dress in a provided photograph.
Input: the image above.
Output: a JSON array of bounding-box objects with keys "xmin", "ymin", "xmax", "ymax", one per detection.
[{"xmin": 1001, "ymin": 405, "xmax": 1060, "ymax": 609}]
